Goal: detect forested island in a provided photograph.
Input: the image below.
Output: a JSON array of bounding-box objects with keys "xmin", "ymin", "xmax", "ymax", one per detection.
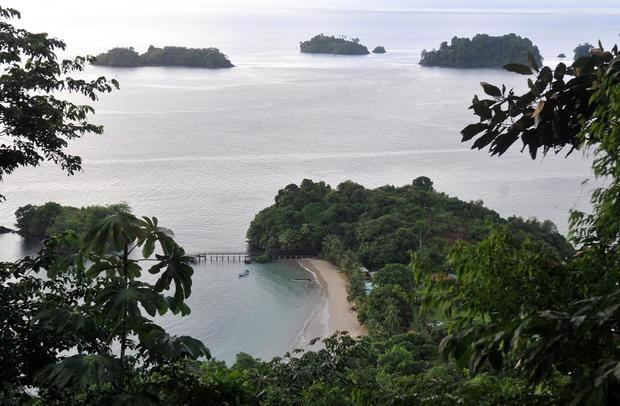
[
  {"xmin": 419, "ymin": 33, "xmax": 543, "ymax": 68},
  {"xmin": 92, "ymin": 45, "xmax": 234, "ymax": 68},
  {"xmin": 247, "ymin": 177, "xmax": 571, "ymax": 270},
  {"xmin": 300, "ymin": 34, "xmax": 370, "ymax": 55},
  {"xmin": 14, "ymin": 202, "xmax": 129, "ymax": 238}
]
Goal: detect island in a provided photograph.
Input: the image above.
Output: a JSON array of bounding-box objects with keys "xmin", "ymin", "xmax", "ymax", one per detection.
[
  {"xmin": 558, "ymin": 53, "xmax": 566, "ymax": 58},
  {"xmin": 247, "ymin": 178, "xmax": 572, "ymax": 269},
  {"xmin": 299, "ymin": 34, "xmax": 370, "ymax": 55},
  {"xmin": 15, "ymin": 202, "xmax": 130, "ymax": 239},
  {"xmin": 372, "ymin": 46, "xmax": 386, "ymax": 54},
  {"xmin": 92, "ymin": 45, "xmax": 234, "ymax": 68},
  {"xmin": 419, "ymin": 33, "xmax": 543, "ymax": 68},
  {"xmin": 573, "ymin": 43, "xmax": 593, "ymax": 60}
]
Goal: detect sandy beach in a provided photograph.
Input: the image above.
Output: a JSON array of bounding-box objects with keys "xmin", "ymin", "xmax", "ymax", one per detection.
[{"xmin": 297, "ymin": 259, "xmax": 367, "ymax": 342}]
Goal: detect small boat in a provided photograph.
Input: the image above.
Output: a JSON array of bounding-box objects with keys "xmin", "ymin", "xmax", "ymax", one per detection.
[{"xmin": 238, "ymin": 269, "xmax": 250, "ymax": 278}]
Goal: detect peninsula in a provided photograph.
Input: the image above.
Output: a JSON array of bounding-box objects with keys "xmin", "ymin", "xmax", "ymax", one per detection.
[
  {"xmin": 419, "ymin": 33, "xmax": 543, "ymax": 68},
  {"xmin": 300, "ymin": 34, "xmax": 370, "ymax": 55},
  {"xmin": 92, "ymin": 45, "xmax": 234, "ymax": 68}
]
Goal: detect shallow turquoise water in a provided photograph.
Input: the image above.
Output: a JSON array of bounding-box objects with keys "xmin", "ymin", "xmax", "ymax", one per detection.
[{"xmin": 159, "ymin": 260, "xmax": 322, "ymax": 365}]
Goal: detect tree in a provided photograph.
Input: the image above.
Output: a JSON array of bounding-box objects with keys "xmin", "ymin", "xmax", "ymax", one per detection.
[
  {"xmin": 442, "ymin": 45, "xmax": 620, "ymax": 404},
  {"xmin": 373, "ymin": 263, "xmax": 414, "ymax": 292},
  {"xmin": 461, "ymin": 44, "xmax": 616, "ymax": 159},
  {"xmin": 2, "ymin": 214, "xmax": 210, "ymax": 402},
  {"xmin": 0, "ymin": 7, "xmax": 118, "ymax": 200},
  {"xmin": 412, "ymin": 176, "xmax": 434, "ymax": 192},
  {"xmin": 346, "ymin": 266, "xmax": 366, "ymax": 302}
]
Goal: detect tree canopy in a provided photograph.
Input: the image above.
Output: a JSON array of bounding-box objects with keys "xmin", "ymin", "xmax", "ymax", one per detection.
[
  {"xmin": 420, "ymin": 33, "xmax": 543, "ymax": 68},
  {"xmin": 437, "ymin": 44, "xmax": 620, "ymax": 404},
  {"xmin": 247, "ymin": 177, "xmax": 572, "ymax": 270}
]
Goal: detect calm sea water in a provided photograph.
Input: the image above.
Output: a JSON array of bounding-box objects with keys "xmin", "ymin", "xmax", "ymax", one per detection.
[{"xmin": 1, "ymin": 8, "xmax": 616, "ymax": 362}]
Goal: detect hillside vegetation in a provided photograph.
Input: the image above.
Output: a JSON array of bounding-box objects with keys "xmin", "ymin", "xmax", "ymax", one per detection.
[{"xmin": 247, "ymin": 177, "xmax": 572, "ymax": 270}]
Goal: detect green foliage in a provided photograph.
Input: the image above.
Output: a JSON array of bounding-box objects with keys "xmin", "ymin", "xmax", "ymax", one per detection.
[
  {"xmin": 462, "ymin": 44, "xmax": 617, "ymax": 159},
  {"xmin": 300, "ymin": 34, "xmax": 370, "ymax": 55},
  {"xmin": 0, "ymin": 7, "xmax": 118, "ymax": 200},
  {"xmin": 218, "ymin": 332, "xmax": 552, "ymax": 405},
  {"xmin": 93, "ymin": 45, "xmax": 234, "ymax": 68},
  {"xmin": 15, "ymin": 202, "xmax": 130, "ymax": 239},
  {"xmin": 248, "ymin": 177, "xmax": 572, "ymax": 271},
  {"xmin": 361, "ymin": 264, "xmax": 418, "ymax": 336},
  {"xmin": 420, "ymin": 33, "xmax": 543, "ymax": 68},
  {"xmin": 443, "ymin": 45, "xmax": 620, "ymax": 404},
  {"xmin": 1, "ymin": 213, "xmax": 210, "ymax": 403}
]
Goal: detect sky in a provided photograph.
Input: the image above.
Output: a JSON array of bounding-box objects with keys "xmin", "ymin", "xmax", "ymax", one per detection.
[{"xmin": 5, "ymin": 0, "xmax": 620, "ymax": 14}]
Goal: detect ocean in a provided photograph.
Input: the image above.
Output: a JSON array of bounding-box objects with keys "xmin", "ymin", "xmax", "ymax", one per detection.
[{"xmin": 0, "ymin": 7, "xmax": 616, "ymax": 363}]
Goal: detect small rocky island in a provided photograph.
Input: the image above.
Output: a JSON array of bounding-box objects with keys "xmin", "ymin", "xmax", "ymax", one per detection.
[
  {"xmin": 92, "ymin": 45, "xmax": 234, "ymax": 68},
  {"xmin": 419, "ymin": 33, "xmax": 543, "ymax": 68},
  {"xmin": 558, "ymin": 53, "xmax": 566, "ymax": 58},
  {"xmin": 372, "ymin": 46, "xmax": 386, "ymax": 54},
  {"xmin": 300, "ymin": 34, "xmax": 370, "ymax": 55}
]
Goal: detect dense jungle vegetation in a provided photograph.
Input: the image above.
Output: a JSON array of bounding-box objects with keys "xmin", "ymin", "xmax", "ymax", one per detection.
[
  {"xmin": 247, "ymin": 177, "xmax": 572, "ymax": 270},
  {"xmin": 93, "ymin": 45, "xmax": 234, "ymax": 68},
  {"xmin": 419, "ymin": 33, "xmax": 543, "ymax": 68},
  {"xmin": 1, "ymin": 4, "xmax": 620, "ymax": 405}
]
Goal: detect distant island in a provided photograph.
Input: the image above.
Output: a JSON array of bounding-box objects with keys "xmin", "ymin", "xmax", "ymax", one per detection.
[
  {"xmin": 300, "ymin": 34, "xmax": 370, "ymax": 55},
  {"xmin": 372, "ymin": 46, "xmax": 386, "ymax": 54},
  {"xmin": 558, "ymin": 53, "xmax": 566, "ymax": 58},
  {"xmin": 573, "ymin": 43, "xmax": 593, "ymax": 60},
  {"xmin": 419, "ymin": 33, "xmax": 543, "ymax": 68},
  {"xmin": 92, "ymin": 45, "xmax": 234, "ymax": 68}
]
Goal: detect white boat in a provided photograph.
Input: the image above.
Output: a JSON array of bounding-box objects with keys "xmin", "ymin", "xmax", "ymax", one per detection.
[{"xmin": 238, "ymin": 269, "xmax": 250, "ymax": 278}]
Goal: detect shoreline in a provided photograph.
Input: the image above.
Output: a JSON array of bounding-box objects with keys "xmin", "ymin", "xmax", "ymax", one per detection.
[{"xmin": 292, "ymin": 259, "xmax": 366, "ymax": 350}]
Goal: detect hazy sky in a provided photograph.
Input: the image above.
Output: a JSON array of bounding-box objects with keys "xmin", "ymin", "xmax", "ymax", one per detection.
[{"xmin": 6, "ymin": 0, "xmax": 620, "ymax": 14}]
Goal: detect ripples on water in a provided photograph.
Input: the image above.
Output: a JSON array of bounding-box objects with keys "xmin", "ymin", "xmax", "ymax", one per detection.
[{"xmin": 0, "ymin": 8, "xmax": 615, "ymax": 362}]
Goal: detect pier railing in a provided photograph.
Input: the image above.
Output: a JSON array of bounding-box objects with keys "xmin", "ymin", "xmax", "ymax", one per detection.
[{"xmin": 188, "ymin": 251, "xmax": 316, "ymax": 262}]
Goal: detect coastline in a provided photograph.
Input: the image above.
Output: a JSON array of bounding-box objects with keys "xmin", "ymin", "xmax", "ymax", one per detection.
[{"xmin": 293, "ymin": 259, "xmax": 366, "ymax": 350}]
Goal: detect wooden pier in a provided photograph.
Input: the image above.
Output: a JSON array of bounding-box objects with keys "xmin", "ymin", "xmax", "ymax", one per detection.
[
  {"xmin": 189, "ymin": 251, "xmax": 256, "ymax": 263},
  {"xmin": 188, "ymin": 251, "xmax": 316, "ymax": 263}
]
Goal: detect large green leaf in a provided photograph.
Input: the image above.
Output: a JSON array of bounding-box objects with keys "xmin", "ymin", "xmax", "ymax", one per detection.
[
  {"xmin": 149, "ymin": 246, "xmax": 194, "ymax": 305},
  {"xmin": 83, "ymin": 212, "xmax": 143, "ymax": 255},
  {"xmin": 140, "ymin": 325, "xmax": 210, "ymax": 361},
  {"xmin": 96, "ymin": 280, "xmax": 165, "ymax": 324},
  {"xmin": 34, "ymin": 354, "xmax": 120, "ymax": 389}
]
